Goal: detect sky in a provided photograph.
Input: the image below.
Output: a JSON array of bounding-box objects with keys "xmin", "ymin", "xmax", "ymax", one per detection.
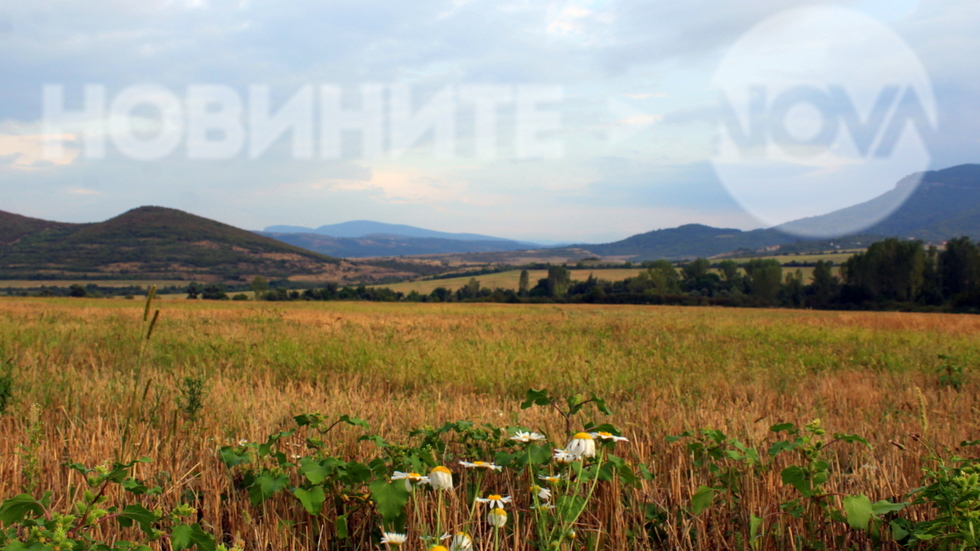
[{"xmin": 0, "ymin": 0, "xmax": 977, "ymax": 243}]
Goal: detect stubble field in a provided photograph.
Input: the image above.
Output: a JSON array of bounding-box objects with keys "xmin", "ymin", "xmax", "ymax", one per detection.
[{"xmin": 0, "ymin": 298, "xmax": 977, "ymax": 550}]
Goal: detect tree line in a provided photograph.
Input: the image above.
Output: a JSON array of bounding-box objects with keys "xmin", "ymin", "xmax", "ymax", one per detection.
[{"xmin": 215, "ymin": 237, "xmax": 979, "ymax": 312}]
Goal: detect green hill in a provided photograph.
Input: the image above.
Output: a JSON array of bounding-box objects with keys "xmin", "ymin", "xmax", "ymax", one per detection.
[
  {"xmin": 0, "ymin": 211, "xmax": 78, "ymax": 246},
  {"xmin": 0, "ymin": 206, "xmax": 397, "ymax": 282}
]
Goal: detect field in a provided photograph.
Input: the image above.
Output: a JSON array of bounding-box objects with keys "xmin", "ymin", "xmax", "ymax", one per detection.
[
  {"xmin": 373, "ymin": 269, "xmax": 648, "ymax": 294},
  {"xmin": 726, "ymin": 251, "xmax": 860, "ymax": 265},
  {"xmin": 0, "ymin": 298, "xmax": 978, "ymax": 550},
  {"xmin": 0, "ymin": 280, "xmax": 189, "ymax": 289}
]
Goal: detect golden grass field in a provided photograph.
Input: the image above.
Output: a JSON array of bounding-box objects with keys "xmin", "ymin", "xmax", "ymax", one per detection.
[{"xmin": 0, "ymin": 298, "xmax": 977, "ymax": 550}]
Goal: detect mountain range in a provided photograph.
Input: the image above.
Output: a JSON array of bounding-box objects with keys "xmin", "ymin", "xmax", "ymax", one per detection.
[
  {"xmin": 1, "ymin": 164, "xmax": 978, "ymax": 281},
  {"xmin": 262, "ymin": 164, "xmax": 980, "ymax": 261}
]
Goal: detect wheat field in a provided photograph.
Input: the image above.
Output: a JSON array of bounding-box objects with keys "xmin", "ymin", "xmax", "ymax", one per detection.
[{"xmin": 0, "ymin": 297, "xmax": 977, "ymax": 550}]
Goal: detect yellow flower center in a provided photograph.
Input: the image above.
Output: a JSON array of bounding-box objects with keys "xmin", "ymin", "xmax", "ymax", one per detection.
[
  {"xmin": 490, "ymin": 508, "xmax": 507, "ymax": 516},
  {"xmin": 599, "ymin": 431, "xmax": 612, "ymax": 437},
  {"xmin": 573, "ymin": 432, "xmax": 593, "ymax": 440},
  {"xmin": 489, "ymin": 494, "xmax": 502, "ymax": 500},
  {"xmin": 432, "ymin": 466, "xmax": 451, "ymax": 474},
  {"xmin": 408, "ymin": 472, "xmax": 421, "ymax": 479}
]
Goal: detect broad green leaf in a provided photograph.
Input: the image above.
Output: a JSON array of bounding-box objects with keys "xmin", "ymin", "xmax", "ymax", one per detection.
[
  {"xmin": 526, "ymin": 444, "xmax": 552, "ymax": 465},
  {"xmin": 299, "ymin": 461, "xmax": 330, "ymax": 484},
  {"xmin": 871, "ymin": 500, "xmax": 907, "ymax": 515},
  {"xmin": 369, "ymin": 480, "xmax": 409, "ymax": 525},
  {"xmin": 293, "ymin": 487, "xmax": 325, "ymax": 516},
  {"xmin": 521, "ymin": 388, "xmax": 551, "ymax": 409},
  {"xmin": 170, "ymin": 524, "xmax": 214, "ymax": 551},
  {"xmin": 248, "ymin": 472, "xmax": 290, "ymax": 505},
  {"xmin": 335, "ymin": 514, "xmax": 349, "ymax": 539},
  {"xmin": 338, "ymin": 414, "xmax": 369, "ymax": 429},
  {"xmin": 0, "ymin": 494, "xmax": 45, "ymax": 524},
  {"xmin": 116, "ymin": 504, "xmax": 157, "ymax": 534},
  {"xmin": 690, "ymin": 486, "xmax": 715, "ymax": 515},
  {"xmin": 843, "ymin": 494, "xmax": 874, "ymax": 530},
  {"xmin": 780, "ymin": 465, "xmax": 809, "ymax": 495},
  {"xmin": 344, "ymin": 461, "xmax": 372, "ymax": 485}
]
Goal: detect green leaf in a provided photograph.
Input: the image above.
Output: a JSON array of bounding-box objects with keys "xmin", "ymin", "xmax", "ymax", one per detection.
[
  {"xmin": 834, "ymin": 433, "xmax": 871, "ymax": 448},
  {"xmin": 591, "ymin": 394, "xmax": 611, "ymax": 415},
  {"xmin": 750, "ymin": 515, "xmax": 764, "ymax": 550},
  {"xmin": 335, "ymin": 514, "xmax": 349, "ymax": 539},
  {"xmin": 293, "ymin": 487, "xmax": 325, "ymax": 516},
  {"xmin": 780, "ymin": 465, "xmax": 810, "ymax": 495},
  {"xmin": 769, "ymin": 422, "xmax": 796, "ymax": 433},
  {"xmin": 0, "ymin": 494, "xmax": 45, "ymax": 524},
  {"xmin": 528, "ymin": 444, "xmax": 552, "ymax": 465},
  {"xmin": 116, "ymin": 504, "xmax": 157, "ymax": 534},
  {"xmin": 521, "ymin": 388, "xmax": 552, "ymax": 410},
  {"xmin": 248, "ymin": 472, "xmax": 290, "ymax": 505},
  {"xmin": 768, "ymin": 439, "xmax": 800, "ymax": 457},
  {"xmin": 299, "ymin": 461, "xmax": 330, "ymax": 484},
  {"xmin": 343, "ymin": 462, "xmax": 373, "ymax": 485},
  {"xmin": 690, "ymin": 486, "xmax": 715, "ymax": 515},
  {"xmin": 871, "ymin": 500, "xmax": 907, "ymax": 515},
  {"xmin": 170, "ymin": 524, "xmax": 214, "ymax": 551},
  {"xmin": 171, "ymin": 524, "xmax": 192, "ymax": 551},
  {"xmin": 338, "ymin": 414, "xmax": 369, "ymax": 429},
  {"xmin": 218, "ymin": 447, "xmax": 250, "ymax": 468},
  {"xmin": 369, "ymin": 480, "xmax": 409, "ymax": 525},
  {"xmin": 843, "ymin": 494, "xmax": 874, "ymax": 530}
]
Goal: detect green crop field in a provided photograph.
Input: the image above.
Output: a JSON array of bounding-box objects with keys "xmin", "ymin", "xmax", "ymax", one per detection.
[{"xmin": 0, "ymin": 298, "xmax": 977, "ymax": 550}]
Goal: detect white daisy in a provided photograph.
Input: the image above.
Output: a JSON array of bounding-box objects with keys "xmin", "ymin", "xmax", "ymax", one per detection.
[
  {"xmin": 380, "ymin": 532, "xmax": 407, "ymax": 546},
  {"xmin": 391, "ymin": 471, "xmax": 429, "ymax": 491},
  {"xmin": 475, "ymin": 494, "xmax": 512, "ymax": 509},
  {"xmin": 566, "ymin": 432, "xmax": 596, "ymax": 458},
  {"xmin": 509, "ymin": 431, "xmax": 547, "ymax": 443},
  {"xmin": 429, "ymin": 466, "xmax": 453, "ymax": 490},
  {"xmin": 458, "ymin": 460, "xmax": 503, "ymax": 471},
  {"xmin": 487, "ymin": 507, "xmax": 508, "ymax": 528},
  {"xmin": 440, "ymin": 532, "xmax": 473, "ymax": 551},
  {"xmin": 552, "ymin": 448, "xmax": 576, "ymax": 463},
  {"xmin": 530, "ymin": 485, "xmax": 551, "ymax": 501},
  {"xmin": 590, "ymin": 431, "xmax": 629, "ymax": 443}
]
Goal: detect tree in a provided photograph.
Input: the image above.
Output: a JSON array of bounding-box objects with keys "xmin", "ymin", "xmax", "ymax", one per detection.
[
  {"xmin": 743, "ymin": 258, "xmax": 783, "ymax": 304},
  {"xmin": 201, "ymin": 284, "xmax": 228, "ymax": 300},
  {"xmin": 251, "ymin": 276, "xmax": 269, "ymax": 299},
  {"xmin": 646, "ymin": 260, "xmax": 681, "ymax": 294},
  {"xmin": 682, "ymin": 258, "xmax": 711, "ymax": 281},
  {"xmin": 545, "ymin": 265, "xmax": 571, "ymax": 298},
  {"xmin": 842, "ymin": 239, "xmax": 925, "ymax": 302},
  {"xmin": 717, "ymin": 260, "xmax": 740, "ymax": 284},
  {"xmin": 782, "ymin": 269, "xmax": 805, "ymax": 307},
  {"xmin": 518, "ymin": 270, "xmax": 530, "ymax": 297},
  {"xmin": 68, "ymin": 284, "xmax": 87, "ymax": 298},
  {"xmin": 185, "ymin": 282, "xmax": 201, "ymax": 299},
  {"xmin": 808, "ymin": 260, "xmax": 839, "ymax": 307},
  {"xmin": 938, "ymin": 237, "xmax": 979, "ymax": 300}
]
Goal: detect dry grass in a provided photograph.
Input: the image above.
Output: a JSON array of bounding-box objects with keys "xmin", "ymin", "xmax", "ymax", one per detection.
[{"xmin": 0, "ymin": 298, "xmax": 978, "ymax": 550}]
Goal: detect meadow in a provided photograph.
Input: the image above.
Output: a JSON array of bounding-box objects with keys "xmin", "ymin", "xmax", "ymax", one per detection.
[{"xmin": 0, "ymin": 297, "xmax": 977, "ymax": 550}]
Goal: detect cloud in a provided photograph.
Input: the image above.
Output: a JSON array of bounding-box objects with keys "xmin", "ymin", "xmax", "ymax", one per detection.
[{"xmin": 0, "ymin": 0, "xmax": 975, "ymax": 241}]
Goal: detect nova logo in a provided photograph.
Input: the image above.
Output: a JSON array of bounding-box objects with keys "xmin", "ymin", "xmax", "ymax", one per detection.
[
  {"xmin": 710, "ymin": 7, "xmax": 937, "ymax": 237},
  {"xmin": 719, "ymin": 84, "xmax": 933, "ymax": 160}
]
